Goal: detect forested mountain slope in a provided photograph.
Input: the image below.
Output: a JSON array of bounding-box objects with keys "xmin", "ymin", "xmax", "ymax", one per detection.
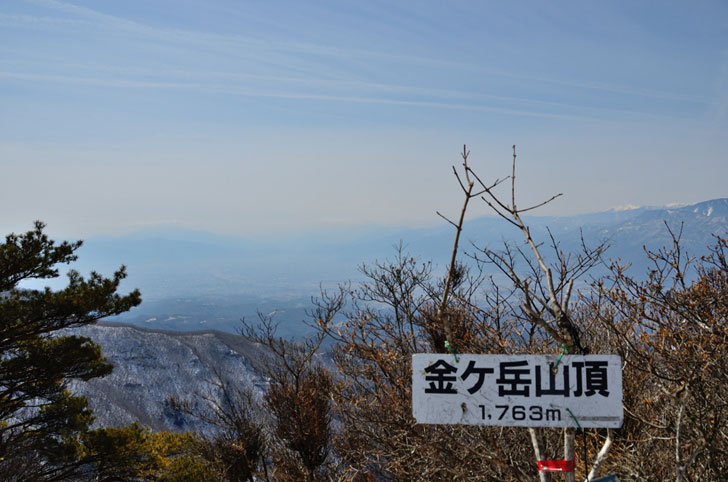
[{"xmin": 67, "ymin": 323, "xmax": 269, "ymax": 433}]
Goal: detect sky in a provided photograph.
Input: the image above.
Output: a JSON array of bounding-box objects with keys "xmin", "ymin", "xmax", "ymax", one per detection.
[{"xmin": 1, "ymin": 0, "xmax": 727, "ymax": 238}]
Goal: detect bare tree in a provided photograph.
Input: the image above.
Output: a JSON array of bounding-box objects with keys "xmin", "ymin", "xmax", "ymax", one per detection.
[
  {"xmin": 467, "ymin": 146, "xmax": 609, "ymax": 481},
  {"xmin": 301, "ymin": 146, "xmax": 612, "ymax": 480},
  {"xmin": 316, "ymin": 245, "xmax": 538, "ymax": 480},
  {"xmin": 240, "ymin": 288, "xmax": 346, "ymax": 481},
  {"xmin": 214, "ymin": 146, "xmax": 725, "ymax": 481},
  {"xmin": 590, "ymin": 229, "xmax": 728, "ymax": 480},
  {"xmin": 170, "ymin": 370, "xmax": 267, "ymax": 481}
]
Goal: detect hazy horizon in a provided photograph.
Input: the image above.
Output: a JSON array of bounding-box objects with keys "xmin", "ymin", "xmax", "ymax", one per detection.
[{"xmin": 8, "ymin": 196, "xmax": 720, "ymax": 242}]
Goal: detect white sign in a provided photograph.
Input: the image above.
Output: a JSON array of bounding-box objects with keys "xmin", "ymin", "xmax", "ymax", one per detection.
[{"xmin": 412, "ymin": 354, "xmax": 623, "ymax": 428}]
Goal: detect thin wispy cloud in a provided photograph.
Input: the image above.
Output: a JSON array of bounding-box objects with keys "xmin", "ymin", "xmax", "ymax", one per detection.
[
  {"xmin": 0, "ymin": 60, "xmax": 606, "ymax": 112},
  {"xmin": 27, "ymin": 0, "xmax": 472, "ymax": 71},
  {"xmin": 0, "ymin": 11, "xmax": 90, "ymax": 28},
  {"xmin": 0, "ymin": 71, "xmax": 596, "ymax": 121},
  {"xmin": 13, "ymin": 0, "xmax": 710, "ymax": 117},
  {"xmin": 3, "ymin": 0, "xmax": 726, "ymax": 236},
  {"xmin": 2, "ymin": 68, "xmax": 684, "ymax": 124},
  {"xmin": 507, "ymin": 72, "xmax": 710, "ymax": 105}
]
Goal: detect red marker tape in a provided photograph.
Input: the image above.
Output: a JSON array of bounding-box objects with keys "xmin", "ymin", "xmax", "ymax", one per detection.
[{"xmin": 537, "ymin": 459, "xmax": 575, "ymax": 472}]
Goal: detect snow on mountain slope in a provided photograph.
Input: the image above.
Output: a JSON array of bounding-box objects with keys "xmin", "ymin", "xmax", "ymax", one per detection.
[{"xmin": 66, "ymin": 323, "xmax": 270, "ymax": 433}]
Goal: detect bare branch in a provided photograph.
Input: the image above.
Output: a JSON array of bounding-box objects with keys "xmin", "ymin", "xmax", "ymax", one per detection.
[
  {"xmin": 585, "ymin": 429, "xmax": 613, "ymax": 482},
  {"xmin": 452, "ymin": 165, "xmax": 468, "ymax": 193},
  {"xmin": 436, "ymin": 211, "xmax": 459, "ymax": 229},
  {"xmin": 511, "ymin": 144, "xmax": 517, "ymax": 212},
  {"xmin": 437, "ymin": 146, "xmax": 478, "ymax": 351},
  {"xmin": 479, "ymin": 195, "xmax": 521, "ymax": 228},
  {"xmin": 563, "ymin": 279, "xmax": 575, "ymax": 312},
  {"xmin": 523, "ymin": 282, "xmax": 564, "ymax": 342},
  {"xmin": 674, "ymin": 404, "xmax": 701, "ymax": 482},
  {"xmin": 517, "ymin": 192, "xmax": 564, "ymax": 213},
  {"xmin": 466, "ymin": 164, "xmax": 508, "ymax": 193}
]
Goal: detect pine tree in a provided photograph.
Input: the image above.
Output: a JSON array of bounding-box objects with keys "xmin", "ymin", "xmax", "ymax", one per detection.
[
  {"xmin": 0, "ymin": 221, "xmax": 141, "ymax": 480},
  {"xmin": 79, "ymin": 423, "xmax": 215, "ymax": 481}
]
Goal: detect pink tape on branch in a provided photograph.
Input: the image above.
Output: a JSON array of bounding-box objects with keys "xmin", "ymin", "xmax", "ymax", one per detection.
[{"xmin": 537, "ymin": 459, "xmax": 576, "ymax": 472}]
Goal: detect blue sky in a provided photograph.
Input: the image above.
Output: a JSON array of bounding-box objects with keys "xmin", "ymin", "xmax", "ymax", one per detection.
[{"xmin": 1, "ymin": 0, "xmax": 727, "ymax": 237}]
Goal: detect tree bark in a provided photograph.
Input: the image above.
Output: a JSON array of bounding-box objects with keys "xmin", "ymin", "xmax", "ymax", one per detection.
[
  {"xmin": 530, "ymin": 428, "xmax": 550, "ymax": 482},
  {"xmin": 564, "ymin": 428, "xmax": 576, "ymax": 482}
]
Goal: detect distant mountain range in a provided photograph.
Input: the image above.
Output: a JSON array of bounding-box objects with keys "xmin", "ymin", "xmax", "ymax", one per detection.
[
  {"xmin": 27, "ymin": 198, "xmax": 728, "ymax": 336},
  {"xmin": 63, "ymin": 199, "xmax": 728, "ymax": 433}
]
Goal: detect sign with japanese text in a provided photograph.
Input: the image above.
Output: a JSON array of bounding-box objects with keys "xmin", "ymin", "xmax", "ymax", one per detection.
[{"xmin": 412, "ymin": 354, "xmax": 622, "ymax": 428}]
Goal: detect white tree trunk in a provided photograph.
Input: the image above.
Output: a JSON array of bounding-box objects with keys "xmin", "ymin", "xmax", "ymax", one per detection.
[
  {"xmin": 530, "ymin": 428, "xmax": 550, "ymax": 482},
  {"xmin": 564, "ymin": 428, "xmax": 576, "ymax": 482},
  {"xmin": 585, "ymin": 429, "xmax": 613, "ymax": 481}
]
